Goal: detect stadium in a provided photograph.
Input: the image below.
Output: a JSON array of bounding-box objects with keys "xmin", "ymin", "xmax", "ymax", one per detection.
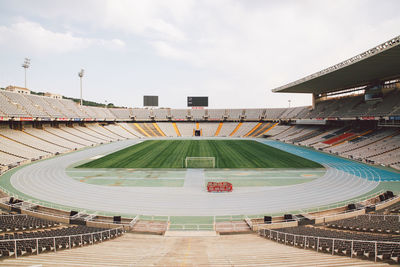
[{"xmin": 0, "ymin": 2, "xmax": 400, "ymax": 266}]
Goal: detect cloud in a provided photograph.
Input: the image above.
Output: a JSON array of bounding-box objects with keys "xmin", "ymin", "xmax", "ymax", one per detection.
[
  {"xmin": 13, "ymin": 0, "xmax": 189, "ymax": 42},
  {"xmin": 1, "ymin": 0, "xmax": 399, "ymax": 108},
  {"xmin": 0, "ymin": 20, "xmax": 125, "ymax": 54}
]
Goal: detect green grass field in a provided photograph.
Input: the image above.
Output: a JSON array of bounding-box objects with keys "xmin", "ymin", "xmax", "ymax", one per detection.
[{"xmin": 78, "ymin": 140, "xmax": 323, "ymax": 169}]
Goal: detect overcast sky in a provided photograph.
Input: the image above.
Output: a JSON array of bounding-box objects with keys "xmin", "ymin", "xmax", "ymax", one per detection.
[{"xmin": 0, "ymin": 0, "xmax": 399, "ymax": 108}]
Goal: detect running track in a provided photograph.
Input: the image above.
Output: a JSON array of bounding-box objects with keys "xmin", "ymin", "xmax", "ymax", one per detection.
[{"xmin": 8, "ymin": 138, "xmax": 400, "ymax": 216}]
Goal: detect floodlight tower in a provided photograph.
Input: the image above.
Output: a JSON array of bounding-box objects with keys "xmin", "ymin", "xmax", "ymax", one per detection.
[
  {"xmin": 78, "ymin": 69, "xmax": 85, "ymax": 106},
  {"xmin": 21, "ymin": 58, "xmax": 31, "ymax": 88}
]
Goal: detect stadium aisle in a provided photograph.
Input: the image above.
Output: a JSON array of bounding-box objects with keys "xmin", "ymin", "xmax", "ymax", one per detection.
[{"xmin": 0, "ymin": 233, "xmax": 389, "ymax": 266}]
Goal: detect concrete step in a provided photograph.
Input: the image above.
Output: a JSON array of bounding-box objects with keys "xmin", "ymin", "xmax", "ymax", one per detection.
[{"xmin": 0, "ymin": 233, "xmax": 390, "ymax": 266}]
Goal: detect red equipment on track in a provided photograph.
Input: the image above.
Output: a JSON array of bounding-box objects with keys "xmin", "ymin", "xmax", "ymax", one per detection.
[{"xmin": 207, "ymin": 182, "xmax": 232, "ymax": 192}]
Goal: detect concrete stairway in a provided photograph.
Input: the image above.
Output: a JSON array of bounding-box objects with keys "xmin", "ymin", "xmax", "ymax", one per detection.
[{"xmin": 0, "ymin": 233, "xmax": 389, "ymax": 266}]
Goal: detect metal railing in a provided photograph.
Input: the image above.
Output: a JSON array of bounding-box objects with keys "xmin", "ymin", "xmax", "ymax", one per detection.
[
  {"xmin": 168, "ymin": 224, "xmax": 214, "ymax": 231},
  {"xmin": 0, "ymin": 227, "xmax": 124, "ymax": 259},
  {"xmin": 260, "ymin": 228, "xmax": 400, "ymax": 263}
]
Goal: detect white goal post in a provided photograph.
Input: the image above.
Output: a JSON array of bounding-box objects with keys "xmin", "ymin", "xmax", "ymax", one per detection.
[{"xmin": 185, "ymin": 157, "xmax": 216, "ymax": 168}]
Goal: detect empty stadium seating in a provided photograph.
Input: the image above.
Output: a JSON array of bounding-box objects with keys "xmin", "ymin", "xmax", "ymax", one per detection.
[
  {"xmin": 0, "ymin": 215, "xmax": 59, "ymax": 233},
  {"xmin": 260, "ymin": 222, "xmax": 400, "ymax": 264},
  {"xmin": 325, "ymin": 215, "xmax": 400, "ymax": 234}
]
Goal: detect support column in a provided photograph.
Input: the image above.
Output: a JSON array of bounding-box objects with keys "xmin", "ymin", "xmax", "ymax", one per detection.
[{"xmin": 312, "ymin": 93, "xmax": 317, "ymax": 109}]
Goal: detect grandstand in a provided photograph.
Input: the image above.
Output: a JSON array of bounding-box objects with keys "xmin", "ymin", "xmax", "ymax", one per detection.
[{"xmin": 0, "ymin": 34, "xmax": 399, "ymax": 265}]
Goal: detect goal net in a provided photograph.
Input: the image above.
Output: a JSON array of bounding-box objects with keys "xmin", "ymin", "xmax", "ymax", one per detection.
[{"xmin": 185, "ymin": 157, "xmax": 215, "ymax": 168}]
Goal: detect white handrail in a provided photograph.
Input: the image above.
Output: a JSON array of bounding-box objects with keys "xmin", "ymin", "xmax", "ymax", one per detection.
[
  {"xmin": 261, "ymin": 228, "xmax": 400, "ymax": 262},
  {"xmin": 1, "ymin": 226, "xmax": 124, "ymax": 259},
  {"xmin": 0, "ymin": 227, "xmax": 124, "ymax": 243},
  {"xmin": 262, "ymin": 228, "xmax": 400, "ymax": 245}
]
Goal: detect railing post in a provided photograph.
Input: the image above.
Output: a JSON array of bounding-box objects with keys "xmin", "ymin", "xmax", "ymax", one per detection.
[
  {"xmin": 69, "ymin": 236, "xmax": 71, "ymax": 249},
  {"xmin": 332, "ymin": 239, "xmax": 334, "ymax": 255},
  {"xmin": 285, "ymin": 233, "xmax": 287, "ymax": 244},
  {"xmin": 80, "ymin": 235, "xmax": 83, "ymax": 247},
  {"xmin": 92, "ymin": 233, "xmax": 94, "ymax": 245},
  {"xmin": 304, "ymin": 236, "xmax": 306, "ymax": 249},
  {"xmin": 294, "ymin": 235, "xmax": 296, "ymax": 246},
  {"xmin": 317, "ymin": 237, "xmax": 319, "ymax": 252},
  {"xmin": 54, "ymin": 237, "xmax": 56, "ymax": 253},
  {"xmin": 101, "ymin": 232, "xmax": 103, "ymax": 242},
  {"xmin": 375, "ymin": 242, "xmax": 377, "ymax": 262},
  {"xmin": 36, "ymin": 238, "xmax": 39, "ymax": 255},
  {"xmin": 351, "ymin": 240, "xmax": 353, "ymax": 258},
  {"xmin": 14, "ymin": 240, "xmax": 17, "ymax": 259},
  {"xmin": 109, "ymin": 229, "xmax": 111, "ymax": 239}
]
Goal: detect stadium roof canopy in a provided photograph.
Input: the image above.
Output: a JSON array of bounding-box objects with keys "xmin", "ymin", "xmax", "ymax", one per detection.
[{"xmin": 272, "ymin": 35, "xmax": 400, "ymax": 94}]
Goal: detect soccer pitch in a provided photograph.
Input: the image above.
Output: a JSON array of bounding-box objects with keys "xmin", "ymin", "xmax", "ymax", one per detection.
[{"xmin": 78, "ymin": 140, "xmax": 322, "ymax": 169}]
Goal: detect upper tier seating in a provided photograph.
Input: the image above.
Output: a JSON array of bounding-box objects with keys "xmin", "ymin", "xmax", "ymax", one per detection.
[
  {"xmin": 301, "ymin": 90, "xmax": 400, "ymax": 119},
  {"xmin": 109, "ymin": 108, "xmax": 131, "ymax": 120},
  {"xmin": 42, "ymin": 97, "xmax": 75, "ymax": 118},
  {"xmin": 153, "ymin": 109, "xmax": 169, "ymax": 120},
  {"xmin": 171, "ymin": 109, "xmax": 188, "ymax": 120},
  {"xmin": 0, "ymin": 86, "xmax": 398, "ymax": 120},
  {"xmin": 132, "ymin": 109, "xmax": 151, "ymax": 120},
  {"xmin": 0, "ymin": 91, "xmax": 47, "ymax": 117},
  {"xmin": 227, "ymin": 109, "xmax": 243, "ymax": 120},
  {"xmin": 245, "ymin": 109, "xmax": 263, "ymax": 120},
  {"xmin": 190, "ymin": 109, "xmax": 205, "ymax": 120},
  {"xmin": 264, "ymin": 108, "xmax": 287, "ymax": 119},
  {"xmin": 207, "ymin": 109, "xmax": 225, "ymax": 120},
  {"xmin": 59, "ymin": 99, "xmax": 88, "ymax": 118},
  {"xmin": 280, "ymin": 106, "xmax": 309, "ymax": 119},
  {"xmin": 0, "ymin": 92, "xmax": 28, "ymax": 117},
  {"xmin": 25, "ymin": 95, "xmax": 63, "ymax": 117}
]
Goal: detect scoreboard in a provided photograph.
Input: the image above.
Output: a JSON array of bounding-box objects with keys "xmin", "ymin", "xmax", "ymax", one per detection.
[
  {"xmin": 143, "ymin": 95, "xmax": 159, "ymax": 107},
  {"xmin": 187, "ymin": 96, "xmax": 208, "ymax": 107}
]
